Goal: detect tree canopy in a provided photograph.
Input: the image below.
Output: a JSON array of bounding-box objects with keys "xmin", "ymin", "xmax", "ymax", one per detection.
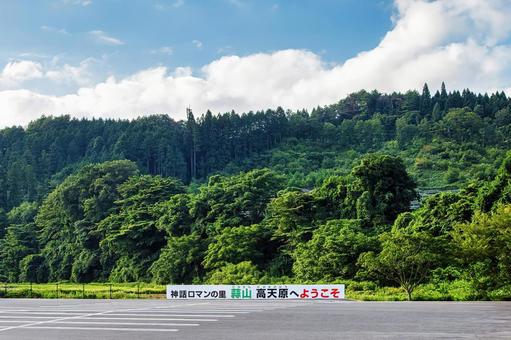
[{"xmin": 0, "ymin": 85, "xmax": 510, "ymax": 300}]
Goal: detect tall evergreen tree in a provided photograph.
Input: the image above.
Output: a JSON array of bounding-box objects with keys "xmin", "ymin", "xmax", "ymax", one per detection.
[
  {"xmin": 432, "ymin": 102, "xmax": 442, "ymax": 122},
  {"xmin": 440, "ymin": 82, "xmax": 448, "ymax": 111},
  {"xmin": 185, "ymin": 109, "xmax": 199, "ymax": 181},
  {"xmin": 420, "ymin": 83, "xmax": 432, "ymax": 117}
]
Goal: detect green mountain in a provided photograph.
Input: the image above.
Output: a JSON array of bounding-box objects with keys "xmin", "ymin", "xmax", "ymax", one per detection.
[{"xmin": 1, "ymin": 85, "xmax": 510, "ymax": 300}]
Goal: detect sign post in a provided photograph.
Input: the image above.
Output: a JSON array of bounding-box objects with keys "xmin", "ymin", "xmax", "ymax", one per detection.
[{"xmin": 166, "ymin": 284, "xmax": 345, "ymax": 300}]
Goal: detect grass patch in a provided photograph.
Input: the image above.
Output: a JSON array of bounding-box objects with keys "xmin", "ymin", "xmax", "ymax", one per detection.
[
  {"xmin": 0, "ymin": 282, "xmax": 166, "ymax": 299},
  {"xmin": 0, "ymin": 280, "xmax": 498, "ymax": 301},
  {"xmin": 345, "ymin": 280, "xmax": 485, "ymax": 301}
]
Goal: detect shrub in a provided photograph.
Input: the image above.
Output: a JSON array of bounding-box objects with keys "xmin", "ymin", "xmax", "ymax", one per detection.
[{"xmin": 207, "ymin": 261, "xmax": 261, "ymax": 285}]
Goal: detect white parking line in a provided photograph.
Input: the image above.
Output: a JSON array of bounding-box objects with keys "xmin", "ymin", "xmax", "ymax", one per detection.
[
  {"xmin": 0, "ymin": 302, "xmax": 210, "ymax": 333},
  {"xmin": 0, "ymin": 311, "xmax": 85, "ymax": 315},
  {"xmin": 0, "ymin": 309, "xmax": 252, "ymax": 314},
  {"xmin": 44, "ymin": 321, "xmax": 200, "ymax": 326},
  {"xmin": 0, "ymin": 315, "xmax": 220, "ymax": 321},
  {"xmin": 23, "ymin": 326, "xmax": 179, "ymax": 332},
  {"xmin": 0, "ymin": 316, "xmax": 70, "ymax": 319},
  {"xmin": 0, "ymin": 309, "xmax": 115, "ymax": 333},
  {"xmin": 0, "ymin": 307, "xmax": 41, "ymax": 309},
  {"xmin": 0, "ymin": 301, "xmax": 293, "ymax": 336},
  {"xmin": 82, "ymin": 317, "xmax": 218, "ymax": 322},
  {"xmin": 121, "ymin": 309, "xmax": 254, "ymax": 312},
  {"xmin": 0, "ymin": 311, "xmax": 235, "ymax": 318},
  {"xmin": 100, "ymin": 313, "xmax": 235, "ymax": 318},
  {"xmin": 0, "ymin": 315, "xmax": 219, "ymax": 321},
  {"xmin": 0, "ymin": 320, "xmax": 199, "ymax": 326}
]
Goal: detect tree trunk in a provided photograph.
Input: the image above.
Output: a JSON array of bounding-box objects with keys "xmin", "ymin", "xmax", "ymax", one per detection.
[{"xmin": 406, "ymin": 288, "xmax": 413, "ymax": 301}]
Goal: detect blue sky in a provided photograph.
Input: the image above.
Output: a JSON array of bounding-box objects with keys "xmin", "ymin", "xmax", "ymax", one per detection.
[
  {"xmin": 0, "ymin": 0, "xmax": 392, "ymax": 76},
  {"xmin": 1, "ymin": 0, "xmax": 511, "ymax": 127}
]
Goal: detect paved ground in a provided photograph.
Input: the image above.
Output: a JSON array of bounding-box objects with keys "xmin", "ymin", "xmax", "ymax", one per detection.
[{"xmin": 0, "ymin": 299, "xmax": 510, "ymax": 339}]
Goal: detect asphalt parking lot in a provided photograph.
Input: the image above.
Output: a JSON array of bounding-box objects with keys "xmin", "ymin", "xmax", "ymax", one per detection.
[{"xmin": 0, "ymin": 299, "xmax": 510, "ymax": 339}]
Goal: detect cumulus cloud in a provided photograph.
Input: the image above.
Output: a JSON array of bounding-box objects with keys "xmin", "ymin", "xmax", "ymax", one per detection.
[
  {"xmin": 89, "ymin": 30, "xmax": 125, "ymax": 46},
  {"xmin": 44, "ymin": 58, "xmax": 98, "ymax": 87},
  {"xmin": 1, "ymin": 61, "xmax": 44, "ymax": 84},
  {"xmin": 0, "ymin": 58, "xmax": 98, "ymax": 93},
  {"xmin": 1, "ymin": 0, "xmax": 511, "ymax": 127}
]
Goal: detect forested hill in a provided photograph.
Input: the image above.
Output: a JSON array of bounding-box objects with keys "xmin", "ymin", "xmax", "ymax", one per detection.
[
  {"xmin": 1, "ymin": 83, "xmax": 511, "ymax": 300},
  {"xmin": 1, "ymin": 83, "xmax": 511, "ymax": 212}
]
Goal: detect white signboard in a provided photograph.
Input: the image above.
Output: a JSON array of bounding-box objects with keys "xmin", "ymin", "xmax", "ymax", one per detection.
[{"xmin": 166, "ymin": 284, "xmax": 345, "ymax": 300}]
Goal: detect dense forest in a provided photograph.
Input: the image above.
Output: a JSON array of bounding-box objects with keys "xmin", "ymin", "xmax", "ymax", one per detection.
[{"xmin": 1, "ymin": 83, "xmax": 510, "ymax": 300}]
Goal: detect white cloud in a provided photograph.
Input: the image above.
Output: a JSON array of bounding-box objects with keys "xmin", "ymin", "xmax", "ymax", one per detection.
[
  {"xmin": 45, "ymin": 58, "xmax": 98, "ymax": 87},
  {"xmin": 41, "ymin": 25, "xmax": 70, "ymax": 35},
  {"xmin": 0, "ymin": 58, "xmax": 98, "ymax": 92},
  {"xmin": 16, "ymin": 52, "xmax": 52, "ymax": 59},
  {"xmin": 1, "ymin": 61, "xmax": 44, "ymax": 86},
  {"xmin": 150, "ymin": 46, "xmax": 174, "ymax": 55},
  {"xmin": 89, "ymin": 30, "xmax": 125, "ymax": 46},
  {"xmin": 192, "ymin": 40, "xmax": 203, "ymax": 49},
  {"xmin": 1, "ymin": 0, "xmax": 511, "ymax": 127}
]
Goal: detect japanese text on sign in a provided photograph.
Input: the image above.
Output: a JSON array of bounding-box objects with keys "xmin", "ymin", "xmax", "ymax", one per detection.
[{"xmin": 166, "ymin": 285, "xmax": 345, "ymax": 300}]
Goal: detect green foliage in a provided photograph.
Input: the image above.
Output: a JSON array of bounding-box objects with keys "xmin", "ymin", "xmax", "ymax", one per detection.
[
  {"xmin": 451, "ymin": 204, "xmax": 511, "ymax": 295},
  {"xmin": 0, "ymin": 87, "xmax": 510, "ymax": 213},
  {"xmin": 359, "ymin": 226, "xmax": 444, "ymax": 300},
  {"xmin": 207, "ymin": 261, "xmax": 261, "ymax": 285},
  {"xmin": 0, "ymin": 283, "xmax": 166, "ymax": 299},
  {"xmin": 444, "ymin": 167, "xmax": 460, "ymax": 184},
  {"xmin": 156, "ymin": 193, "xmax": 193, "ymax": 236},
  {"xmin": 19, "ymin": 254, "xmax": 48, "ymax": 283},
  {"xmin": 293, "ymin": 219, "xmax": 376, "ymax": 281},
  {"xmin": 0, "ymin": 223, "xmax": 39, "ymax": 282},
  {"xmin": 7, "ymin": 202, "xmax": 38, "ymax": 225},
  {"xmin": 108, "ymin": 256, "xmax": 147, "ymax": 283},
  {"xmin": 396, "ymin": 116, "xmax": 418, "ymax": 148},
  {"xmin": 0, "ymin": 208, "xmax": 7, "ymax": 239},
  {"xmin": 266, "ymin": 189, "xmax": 318, "ymax": 246},
  {"xmin": 441, "ymin": 108, "xmax": 483, "ymax": 143},
  {"xmin": 351, "ymin": 153, "xmax": 417, "ymax": 225},
  {"xmin": 313, "ymin": 176, "xmax": 354, "ymax": 220},
  {"xmin": 36, "ymin": 160, "xmax": 139, "ymax": 282},
  {"xmin": 1, "ymin": 86, "xmax": 511, "ymax": 301},
  {"xmin": 191, "ymin": 169, "xmax": 285, "ymax": 232},
  {"xmin": 100, "ymin": 175, "xmax": 186, "ymax": 282},
  {"xmin": 150, "ymin": 233, "xmax": 205, "ymax": 284},
  {"xmin": 203, "ymin": 224, "xmax": 268, "ymax": 269},
  {"xmin": 478, "ymin": 152, "xmax": 511, "ymax": 212},
  {"xmin": 70, "ymin": 249, "xmax": 102, "ymax": 283},
  {"xmin": 412, "ymin": 190, "xmax": 475, "ymax": 236}
]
